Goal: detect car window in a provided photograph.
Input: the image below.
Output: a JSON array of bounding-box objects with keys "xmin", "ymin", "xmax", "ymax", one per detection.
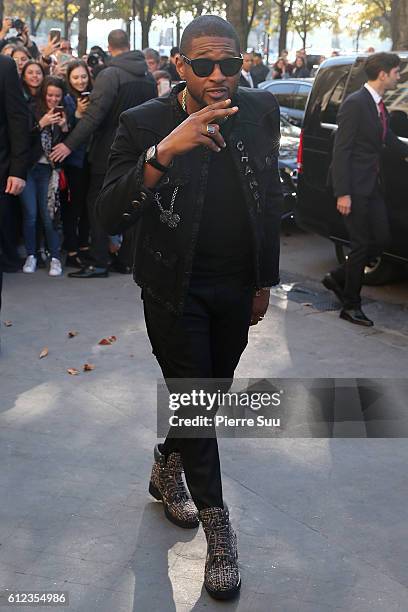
[
  {"xmin": 293, "ymin": 84, "xmax": 311, "ymax": 110},
  {"xmin": 266, "ymin": 82, "xmax": 296, "ymax": 108},
  {"xmin": 384, "ymin": 60, "xmax": 408, "ymax": 137},
  {"xmin": 320, "ymin": 71, "xmax": 348, "ymax": 124}
]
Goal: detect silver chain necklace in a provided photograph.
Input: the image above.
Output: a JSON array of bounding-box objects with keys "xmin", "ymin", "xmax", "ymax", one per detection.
[{"xmin": 154, "ymin": 186, "xmax": 180, "ymax": 229}]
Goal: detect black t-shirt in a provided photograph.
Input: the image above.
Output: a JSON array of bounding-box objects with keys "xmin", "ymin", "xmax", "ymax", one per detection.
[{"xmin": 191, "ymin": 129, "xmax": 254, "ymax": 280}]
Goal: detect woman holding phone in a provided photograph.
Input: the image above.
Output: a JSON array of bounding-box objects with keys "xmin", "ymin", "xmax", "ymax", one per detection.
[
  {"xmin": 20, "ymin": 76, "xmax": 68, "ymax": 276},
  {"xmin": 61, "ymin": 59, "xmax": 93, "ymax": 267}
]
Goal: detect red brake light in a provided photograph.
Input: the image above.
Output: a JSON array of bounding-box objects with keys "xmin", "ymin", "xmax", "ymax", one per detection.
[{"xmin": 297, "ymin": 129, "xmax": 304, "ymax": 174}]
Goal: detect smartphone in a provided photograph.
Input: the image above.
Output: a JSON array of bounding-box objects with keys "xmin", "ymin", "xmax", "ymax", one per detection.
[
  {"xmin": 80, "ymin": 91, "xmax": 91, "ymax": 99},
  {"xmin": 49, "ymin": 28, "xmax": 61, "ymax": 44},
  {"xmin": 53, "ymin": 105, "xmax": 64, "ymax": 117}
]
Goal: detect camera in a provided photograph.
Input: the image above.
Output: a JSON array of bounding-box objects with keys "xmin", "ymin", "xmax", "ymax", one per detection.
[
  {"xmin": 11, "ymin": 18, "xmax": 25, "ymax": 32},
  {"xmin": 87, "ymin": 51, "xmax": 104, "ymax": 68}
]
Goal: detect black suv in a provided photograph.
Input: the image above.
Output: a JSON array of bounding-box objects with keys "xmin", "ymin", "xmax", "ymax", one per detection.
[{"xmin": 296, "ymin": 54, "xmax": 408, "ymax": 284}]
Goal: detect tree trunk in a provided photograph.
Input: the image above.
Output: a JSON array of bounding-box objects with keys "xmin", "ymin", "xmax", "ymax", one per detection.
[
  {"xmin": 225, "ymin": 0, "xmax": 248, "ymax": 51},
  {"xmin": 78, "ymin": 0, "xmax": 90, "ymax": 57},
  {"xmin": 138, "ymin": 0, "xmax": 155, "ymax": 49},
  {"xmin": 0, "ymin": 0, "xmax": 4, "ymax": 28},
  {"xmin": 141, "ymin": 20, "xmax": 149, "ymax": 48},
  {"xmin": 64, "ymin": 0, "xmax": 69, "ymax": 38},
  {"xmin": 176, "ymin": 10, "xmax": 181, "ymax": 47},
  {"xmin": 278, "ymin": 4, "xmax": 289, "ymax": 52},
  {"xmin": 392, "ymin": 0, "xmax": 408, "ymax": 49}
]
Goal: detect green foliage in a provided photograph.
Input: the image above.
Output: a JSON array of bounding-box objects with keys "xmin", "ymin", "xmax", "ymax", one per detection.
[{"xmin": 289, "ymin": 0, "xmax": 335, "ymax": 46}]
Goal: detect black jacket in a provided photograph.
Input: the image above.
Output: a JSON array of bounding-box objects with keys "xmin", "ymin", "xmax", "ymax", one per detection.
[
  {"xmin": 0, "ymin": 55, "xmax": 30, "ymax": 191},
  {"xmin": 332, "ymin": 86, "xmax": 408, "ymax": 197},
  {"xmin": 96, "ymin": 83, "xmax": 283, "ymax": 314},
  {"xmin": 63, "ymin": 50, "xmax": 157, "ymax": 174}
]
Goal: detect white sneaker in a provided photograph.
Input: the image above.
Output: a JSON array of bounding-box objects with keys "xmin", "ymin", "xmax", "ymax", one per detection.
[
  {"xmin": 23, "ymin": 255, "xmax": 37, "ymax": 273},
  {"xmin": 49, "ymin": 258, "xmax": 62, "ymax": 277}
]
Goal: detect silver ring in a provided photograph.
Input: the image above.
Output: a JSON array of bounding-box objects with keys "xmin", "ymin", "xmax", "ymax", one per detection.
[{"xmin": 206, "ymin": 124, "xmax": 216, "ymax": 136}]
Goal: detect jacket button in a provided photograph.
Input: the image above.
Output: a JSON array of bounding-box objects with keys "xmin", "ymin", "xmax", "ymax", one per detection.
[
  {"xmin": 140, "ymin": 192, "xmax": 147, "ymax": 201},
  {"xmin": 132, "ymin": 199, "xmax": 140, "ymax": 207},
  {"xmin": 122, "ymin": 212, "xmax": 131, "ymax": 217},
  {"xmin": 154, "ymin": 251, "xmax": 162, "ymax": 261},
  {"xmin": 162, "ymin": 177, "xmax": 170, "ymax": 185}
]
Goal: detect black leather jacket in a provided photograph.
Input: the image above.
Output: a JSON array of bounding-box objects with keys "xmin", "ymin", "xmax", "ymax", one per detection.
[{"xmin": 96, "ymin": 83, "xmax": 283, "ymax": 314}]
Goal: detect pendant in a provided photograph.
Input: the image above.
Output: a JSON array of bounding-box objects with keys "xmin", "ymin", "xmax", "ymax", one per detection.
[{"xmin": 160, "ymin": 210, "xmax": 180, "ymax": 228}]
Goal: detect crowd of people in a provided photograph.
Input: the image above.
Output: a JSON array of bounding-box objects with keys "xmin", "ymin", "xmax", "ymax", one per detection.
[{"xmin": 0, "ymin": 18, "xmax": 280, "ymax": 282}]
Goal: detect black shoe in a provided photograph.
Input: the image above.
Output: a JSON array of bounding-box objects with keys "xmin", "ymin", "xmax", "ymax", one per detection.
[
  {"xmin": 322, "ymin": 273, "xmax": 344, "ymax": 304},
  {"xmin": 110, "ymin": 259, "xmax": 132, "ymax": 274},
  {"xmin": 68, "ymin": 265, "xmax": 109, "ymax": 278},
  {"xmin": 340, "ymin": 308, "xmax": 373, "ymax": 327},
  {"xmin": 65, "ymin": 254, "xmax": 84, "ymax": 268}
]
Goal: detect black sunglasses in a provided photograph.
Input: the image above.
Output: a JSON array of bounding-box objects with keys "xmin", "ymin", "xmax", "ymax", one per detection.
[{"xmin": 181, "ymin": 54, "xmax": 243, "ymax": 77}]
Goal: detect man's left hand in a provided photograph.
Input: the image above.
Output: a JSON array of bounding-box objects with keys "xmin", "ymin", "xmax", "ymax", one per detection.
[
  {"xmin": 50, "ymin": 143, "xmax": 71, "ymax": 163},
  {"xmin": 5, "ymin": 176, "xmax": 26, "ymax": 196},
  {"xmin": 250, "ymin": 288, "xmax": 270, "ymax": 326}
]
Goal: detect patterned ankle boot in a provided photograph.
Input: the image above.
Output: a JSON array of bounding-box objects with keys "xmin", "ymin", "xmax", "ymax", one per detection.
[
  {"xmin": 199, "ymin": 504, "xmax": 241, "ymax": 600},
  {"xmin": 149, "ymin": 444, "xmax": 199, "ymax": 528}
]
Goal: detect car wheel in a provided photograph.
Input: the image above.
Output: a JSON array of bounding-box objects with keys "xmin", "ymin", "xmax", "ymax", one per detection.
[{"xmin": 334, "ymin": 243, "xmax": 402, "ymax": 286}]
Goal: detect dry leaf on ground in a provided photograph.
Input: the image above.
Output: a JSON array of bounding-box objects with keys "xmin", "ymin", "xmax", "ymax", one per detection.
[
  {"xmin": 67, "ymin": 368, "xmax": 79, "ymax": 376},
  {"xmin": 98, "ymin": 335, "xmax": 117, "ymax": 345},
  {"xmin": 68, "ymin": 330, "xmax": 78, "ymax": 338},
  {"xmin": 3, "ymin": 320, "xmax": 12, "ymax": 327},
  {"xmin": 39, "ymin": 347, "xmax": 49, "ymax": 359},
  {"xmin": 83, "ymin": 363, "xmax": 95, "ymax": 372}
]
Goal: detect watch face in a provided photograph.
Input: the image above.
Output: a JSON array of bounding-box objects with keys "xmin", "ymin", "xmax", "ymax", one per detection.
[{"xmin": 146, "ymin": 145, "xmax": 156, "ymax": 162}]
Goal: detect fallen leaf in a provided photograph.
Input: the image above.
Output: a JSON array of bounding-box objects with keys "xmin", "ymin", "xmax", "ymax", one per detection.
[
  {"xmin": 3, "ymin": 320, "xmax": 13, "ymax": 327},
  {"xmin": 129, "ymin": 354, "xmax": 134, "ymax": 358},
  {"xmin": 68, "ymin": 330, "xmax": 78, "ymax": 338},
  {"xmin": 83, "ymin": 363, "xmax": 95, "ymax": 372},
  {"xmin": 67, "ymin": 368, "xmax": 79, "ymax": 376},
  {"xmin": 39, "ymin": 347, "xmax": 49, "ymax": 359},
  {"xmin": 301, "ymin": 302, "xmax": 313, "ymax": 307},
  {"xmin": 98, "ymin": 335, "xmax": 117, "ymax": 345}
]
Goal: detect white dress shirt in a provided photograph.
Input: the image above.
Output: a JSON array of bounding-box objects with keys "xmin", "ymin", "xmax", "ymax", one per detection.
[
  {"xmin": 364, "ymin": 83, "xmax": 382, "ymax": 116},
  {"xmin": 241, "ymin": 70, "xmax": 254, "ymax": 88}
]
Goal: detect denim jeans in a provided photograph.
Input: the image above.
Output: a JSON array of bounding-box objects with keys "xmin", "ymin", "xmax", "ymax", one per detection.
[{"xmin": 20, "ymin": 163, "xmax": 60, "ymax": 259}]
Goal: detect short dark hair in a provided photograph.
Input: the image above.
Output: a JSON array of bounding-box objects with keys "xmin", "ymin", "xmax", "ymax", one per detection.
[
  {"xmin": 180, "ymin": 15, "xmax": 241, "ymax": 56},
  {"xmin": 170, "ymin": 46, "xmax": 179, "ymax": 57},
  {"xmin": 108, "ymin": 29, "xmax": 129, "ymax": 50},
  {"xmin": 365, "ymin": 52, "xmax": 400, "ymax": 80}
]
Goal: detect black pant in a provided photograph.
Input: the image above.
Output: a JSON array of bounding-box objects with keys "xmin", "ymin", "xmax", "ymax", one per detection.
[
  {"xmin": 87, "ymin": 171, "xmax": 138, "ymax": 269},
  {"xmin": 331, "ymin": 184, "xmax": 391, "ymax": 309},
  {"xmin": 61, "ymin": 164, "xmax": 90, "ymax": 253},
  {"xmin": 143, "ymin": 276, "xmax": 254, "ymax": 510},
  {"xmin": 87, "ymin": 173, "xmax": 108, "ymax": 267}
]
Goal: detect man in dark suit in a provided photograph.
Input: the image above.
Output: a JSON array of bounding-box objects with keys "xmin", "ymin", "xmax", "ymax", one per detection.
[
  {"xmin": 239, "ymin": 51, "xmax": 255, "ymax": 87},
  {"xmin": 323, "ymin": 52, "xmax": 408, "ymax": 326},
  {"xmin": 0, "ymin": 55, "xmax": 29, "ymax": 313}
]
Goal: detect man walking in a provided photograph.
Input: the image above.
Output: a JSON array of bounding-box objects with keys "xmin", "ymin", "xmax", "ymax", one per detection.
[
  {"xmin": 323, "ymin": 52, "xmax": 408, "ymax": 326},
  {"xmin": 97, "ymin": 15, "xmax": 282, "ymax": 600},
  {"xmin": 50, "ymin": 30, "xmax": 157, "ymax": 278},
  {"xmin": 0, "ymin": 55, "xmax": 29, "ymax": 314}
]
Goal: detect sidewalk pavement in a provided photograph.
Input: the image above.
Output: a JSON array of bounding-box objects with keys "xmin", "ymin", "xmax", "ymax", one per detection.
[{"xmin": 1, "ymin": 270, "xmax": 408, "ymax": 612}]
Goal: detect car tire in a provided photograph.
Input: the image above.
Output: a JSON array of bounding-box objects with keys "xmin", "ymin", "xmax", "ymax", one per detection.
[{"xmin": 334, "ymin": 243, "xmax": 403, "ymax": 286}]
